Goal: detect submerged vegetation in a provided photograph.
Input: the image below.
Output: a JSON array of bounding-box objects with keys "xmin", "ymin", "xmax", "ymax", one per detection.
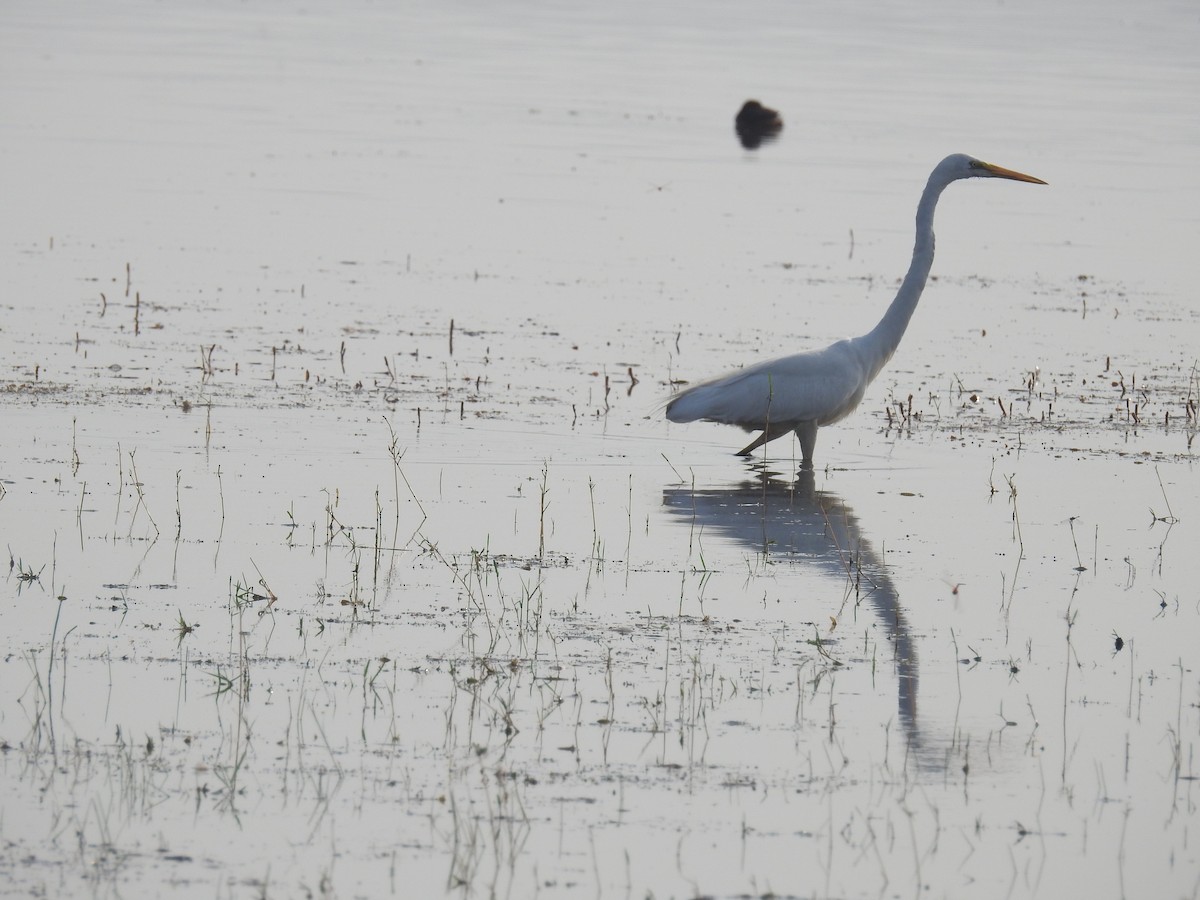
[
  {"xmin": 3, "ymin": 4, "xmax": 1198, "ymax": 894},
  {"xmin": 1, "ymin": 352, "xmax": 1196, "ymax": 896}
]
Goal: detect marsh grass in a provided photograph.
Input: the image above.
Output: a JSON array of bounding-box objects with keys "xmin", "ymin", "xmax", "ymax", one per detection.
[
  {"xmin": 14, "ymin": 557, "xmax": 45, "ymax": 586},
  {"xmin": 0, "ymin": 288, "xmax": 1196, "ymax": 900}
]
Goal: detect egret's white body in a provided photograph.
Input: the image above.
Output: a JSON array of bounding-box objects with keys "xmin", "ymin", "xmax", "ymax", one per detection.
[{"xmin": 665, "ymin": 153, "xmax": 1046, "ymax": 468}]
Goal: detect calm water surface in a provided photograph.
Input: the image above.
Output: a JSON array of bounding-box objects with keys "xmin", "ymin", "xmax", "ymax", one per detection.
[{"xmin": 1, "ymin": 1, "xmax": 1198, "ymax": 898}]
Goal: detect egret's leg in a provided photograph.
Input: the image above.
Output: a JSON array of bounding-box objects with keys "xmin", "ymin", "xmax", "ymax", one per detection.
[
  {"xmin": 796, "ymin": 421, "xmax": 818, "ymax": 470},
  {"xmin": 736, "ymin": 431, "xmax": 769, "ymax": 456},
  {"xmin": 736, "ymin": 424, "xmax": 790, "ymax": 457}
]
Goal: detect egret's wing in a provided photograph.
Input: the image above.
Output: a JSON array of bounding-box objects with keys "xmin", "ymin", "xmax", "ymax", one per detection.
[{"xmin": 667, "ymin": 341, "xmax": 868, "ymax": 428}]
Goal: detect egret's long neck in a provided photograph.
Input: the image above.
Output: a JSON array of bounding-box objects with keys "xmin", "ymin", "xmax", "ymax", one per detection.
[{"xmin": 856, "ymin": 175, "xmax": 947, "ymax": 383}]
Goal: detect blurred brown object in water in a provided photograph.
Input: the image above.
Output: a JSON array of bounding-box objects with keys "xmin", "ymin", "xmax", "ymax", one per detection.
[{"xmin": 735, "ymin": 100, "xmax": 783, "ymax": 149}]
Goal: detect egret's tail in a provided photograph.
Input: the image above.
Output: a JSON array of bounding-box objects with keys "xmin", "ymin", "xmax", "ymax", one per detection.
[{"xmin": 664, "ymin": 389, "xmax": 706, "ymax": 423}]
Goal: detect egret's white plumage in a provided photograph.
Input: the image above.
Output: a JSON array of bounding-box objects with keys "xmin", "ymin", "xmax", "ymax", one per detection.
[{"xmin": 665, "ymin": 153, "xmax": 1046, "ymax": 468}]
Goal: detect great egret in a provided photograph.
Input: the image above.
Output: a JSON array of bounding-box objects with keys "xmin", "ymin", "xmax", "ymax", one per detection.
[{"xmin": 665, "ymin": 153, "xmax": 1046, "ymax": 468}]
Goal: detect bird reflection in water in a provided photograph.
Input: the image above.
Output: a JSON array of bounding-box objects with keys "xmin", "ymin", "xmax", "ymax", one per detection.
[
  {"xmin": 662, "ymin": 465, "xmax": 921, "ymax": 754},
  {"xmin": 734, "ymin": 99, "xmax": 783, "ymax": 149}
]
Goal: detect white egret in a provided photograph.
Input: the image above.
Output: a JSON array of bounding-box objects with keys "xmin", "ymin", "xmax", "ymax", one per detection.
[{"xmin": 665, "ymin": 153, "xmax": 1046, "ymax": 468}]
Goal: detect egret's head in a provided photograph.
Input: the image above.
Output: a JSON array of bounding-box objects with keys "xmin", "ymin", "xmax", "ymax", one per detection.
[{"xmin": 940, "ymin": 153, "xmax": 1047, "ymax": 185}]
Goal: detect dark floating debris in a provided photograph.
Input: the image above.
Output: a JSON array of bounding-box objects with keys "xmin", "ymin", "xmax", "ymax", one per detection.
[{"xmin": 735, "ymin": 99, "xmax": 783, "ymax": 149}]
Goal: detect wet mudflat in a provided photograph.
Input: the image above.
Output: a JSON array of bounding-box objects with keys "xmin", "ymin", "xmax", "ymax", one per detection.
[{"xmin": 2, "ymin": 1, "xmax": 1199, "ymax": 898}]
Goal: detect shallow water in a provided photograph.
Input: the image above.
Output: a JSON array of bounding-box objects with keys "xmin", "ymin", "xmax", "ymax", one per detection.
[{"xmin": 2, "ymin": 0, "xmax": 1199, "ymax": 898}]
